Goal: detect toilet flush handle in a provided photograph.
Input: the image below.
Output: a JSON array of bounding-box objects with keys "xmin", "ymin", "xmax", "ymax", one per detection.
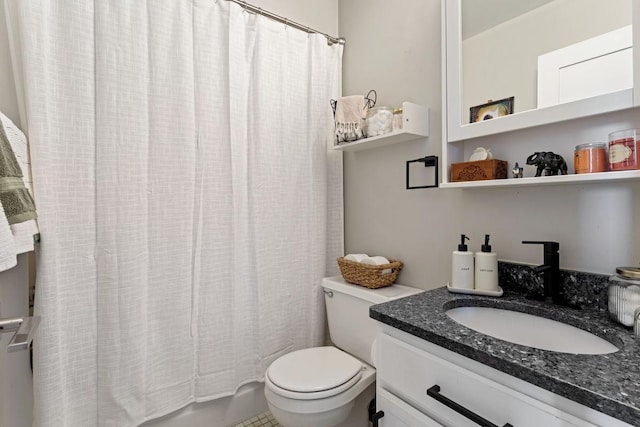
[{"xmin": 322, "ymin": 289, "xmax": 334, "ymax": 297}]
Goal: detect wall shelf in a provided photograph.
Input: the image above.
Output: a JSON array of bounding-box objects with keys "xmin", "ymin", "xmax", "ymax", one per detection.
[
  {"xmin": 333, "ymin": 102, "xmax": 429, "ymax": 152},
  {"xmin": 441, "ymin": 169, "xmax": 640, "ymax": 189}
]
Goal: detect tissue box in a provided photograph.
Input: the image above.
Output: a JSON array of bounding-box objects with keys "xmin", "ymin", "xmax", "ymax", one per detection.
[{"xmin": 450, "ymin": 159, "xmax": 508, "ymax": 182}]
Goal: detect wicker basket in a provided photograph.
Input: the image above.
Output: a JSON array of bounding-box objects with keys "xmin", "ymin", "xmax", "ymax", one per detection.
[{"xmin": 337, "ymin": 257, "xmax": 403, "ymax": 289}]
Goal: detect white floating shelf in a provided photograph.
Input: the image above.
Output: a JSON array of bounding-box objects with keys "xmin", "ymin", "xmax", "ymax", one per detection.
[
  {"xmin": 440, "ymin": 169, "xmax": 640, "ymax": 189},
  {"xmin": 447, "ymin": 90, "xmax": 633, "ymax": 142},
  {"xmin": 333, "ymin": 102, "xmax": 429, "ymax": 152}
]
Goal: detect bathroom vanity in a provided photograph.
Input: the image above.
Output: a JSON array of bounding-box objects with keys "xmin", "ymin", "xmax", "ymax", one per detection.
[{"xmin": 370, "ymin": 287, "xmax": 639, "ymax": 426}]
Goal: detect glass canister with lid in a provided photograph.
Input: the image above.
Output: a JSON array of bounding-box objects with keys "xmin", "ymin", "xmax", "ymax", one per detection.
[
  {"xmin": 574, "ymin": 143, "xmax": 607, "ymax": 174},
  {"xmin": 608, "ymin": 267, "xmax": 640, "ymax": 327},
  {"xmin": 608, "ymin": 129, "xmax": 639, "ymax": 171},
  {"xmin": 365, "ymin": 106, "xmax": 394, "ymax": 137},
  {"xmin": 392, "ymin": 107, "xmax": 403, "ymax": 131}
]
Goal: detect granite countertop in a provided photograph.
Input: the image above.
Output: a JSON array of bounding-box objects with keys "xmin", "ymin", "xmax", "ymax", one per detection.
[{"xmin": 370, "ymin": 286, "xmax": 640, "ymax": 426}]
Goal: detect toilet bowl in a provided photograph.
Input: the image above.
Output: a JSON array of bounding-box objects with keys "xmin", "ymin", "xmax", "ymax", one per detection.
[
  {"xmin": 264, "ymin": 276, "xmax": 423, "ymax": 427},
  {"xmin": 264, "ymin": 346, "xmax": 375, "ymax": 427}
]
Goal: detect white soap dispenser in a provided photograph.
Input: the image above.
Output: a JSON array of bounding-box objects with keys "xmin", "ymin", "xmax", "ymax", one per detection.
[
  {"xmin": 451, "ymin": 234, "xmax": 474, "ymax": 290},
  {"xmin": 475, "ymin": 234, "xmax": 499, "ymax": 292}
]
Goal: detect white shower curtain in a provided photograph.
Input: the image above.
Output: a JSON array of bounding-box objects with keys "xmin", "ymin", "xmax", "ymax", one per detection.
[{"xmin": 5, "ymin": 1, "xmax": 343, "ymax": 425}]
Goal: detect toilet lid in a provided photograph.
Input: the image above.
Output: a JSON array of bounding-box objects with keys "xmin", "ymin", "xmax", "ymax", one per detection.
[{"xmin": 267, "ymin": 347, "xmax": 362, "ymax": 393}]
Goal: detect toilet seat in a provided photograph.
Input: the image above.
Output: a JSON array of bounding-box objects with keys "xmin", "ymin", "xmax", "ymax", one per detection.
[{"xmin": 266, "ymin": 347, "xmax": 363, "ymax": 400}]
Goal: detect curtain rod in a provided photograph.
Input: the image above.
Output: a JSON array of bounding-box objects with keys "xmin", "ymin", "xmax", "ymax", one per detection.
[{"xmin": 224, "ymin": 0, "xmax": 346, "ymax": 46}]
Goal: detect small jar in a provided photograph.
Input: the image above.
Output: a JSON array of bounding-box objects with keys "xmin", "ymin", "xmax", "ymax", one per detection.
[
  {"xmin": 608, "ymin": 267, "xmax": 640, "ymax": 327},
  {"xmin": 574, "ymin": 143, "xmax": 607, "ymax": 174},
  {"xmin": 392, "ymin": 107, "xmax": 403, "ymax": 131},
  {"xmin": 608, "ymin": 129, "xmax": 639, "ymax": 171},
  {"xmin": 365, "ymin": 106, "xmax": 394, "ymax": 137}
]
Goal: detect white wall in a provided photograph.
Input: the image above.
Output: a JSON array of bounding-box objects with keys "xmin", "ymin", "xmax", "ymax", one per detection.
[
  {"xmin": 340, "ymin": 0, "xmax": 640, "ymax": 289},
  {"xmin": 247, "ymin": 0, "xmax": 337, "ymax": 37},
  {"xmin": 0, "ymin": 1, "xmax": 20, "ymax": 126}
]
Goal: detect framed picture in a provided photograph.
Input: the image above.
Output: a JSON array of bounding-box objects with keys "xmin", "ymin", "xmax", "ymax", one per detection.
[{"xmin": 469, "ymin": 97, "xmax": 514, "ymax": 123}]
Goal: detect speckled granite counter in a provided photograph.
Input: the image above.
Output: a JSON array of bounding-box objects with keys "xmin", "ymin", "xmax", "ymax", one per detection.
[{"xmin": 370, "ymin": 286, "xmax": 640, "ymax": 426}]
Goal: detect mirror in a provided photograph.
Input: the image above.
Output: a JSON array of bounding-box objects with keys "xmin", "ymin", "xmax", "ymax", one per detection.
[{"xmin": 444, "ymin": 0, "xmax": 638, "ymax": 141}]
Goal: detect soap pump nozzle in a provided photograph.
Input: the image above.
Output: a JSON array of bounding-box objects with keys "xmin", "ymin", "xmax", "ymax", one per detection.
[
  {"xmin": 481, "ymin": 234, "xmax": 492, "ymax": 252},
  {"xmin": 458, "ymin": 234, "xmax": 470, "ymax": 251}
]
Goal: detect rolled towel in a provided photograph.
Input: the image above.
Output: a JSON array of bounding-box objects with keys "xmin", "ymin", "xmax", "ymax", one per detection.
[
  {"xmin": 344, "ymin": 253, "xmax": 369, "ymax": 262},
  {"xmin": 361, "ymin": 256, "xmax": 392, "ymax": 274}
]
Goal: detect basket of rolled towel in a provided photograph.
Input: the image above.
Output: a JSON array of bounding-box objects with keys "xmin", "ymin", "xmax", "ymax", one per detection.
[{"xmin": 337, "ymin": 254, "xmax": 403, "ymax": 289}]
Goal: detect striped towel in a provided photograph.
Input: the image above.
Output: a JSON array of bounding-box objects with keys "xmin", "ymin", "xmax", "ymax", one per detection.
[
  {"xmin": 0, "ymin": 114, "xmax": 37, "ymax": 225},
  {"xmin": 0, "ymin": 113, "xmax": 38, "ymax": 271}
]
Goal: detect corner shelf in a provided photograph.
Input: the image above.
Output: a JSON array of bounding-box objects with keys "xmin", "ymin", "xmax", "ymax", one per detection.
[
  {"xmin": 333, "ymin": 102, "xmax": 429, "ymax": 152},
  {"xmin": 440, "ymin": 169, "xmax": 640, "ymax": 189}
]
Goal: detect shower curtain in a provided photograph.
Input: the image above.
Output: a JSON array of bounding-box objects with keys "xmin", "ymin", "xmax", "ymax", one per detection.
[{"xmin": 5, "ymin": 1, "xmax": 343, "ymax": 425}]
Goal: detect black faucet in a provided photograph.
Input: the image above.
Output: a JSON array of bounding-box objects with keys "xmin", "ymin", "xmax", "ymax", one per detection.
[{"xmin": 522, "ymin": 241, "xmax": 562, "ymax": 304}]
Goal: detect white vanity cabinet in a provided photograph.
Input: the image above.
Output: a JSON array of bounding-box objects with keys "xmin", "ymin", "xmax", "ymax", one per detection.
[{"xmin": 374, "ymin": 325, "xmax": 633, "ymax": 427}]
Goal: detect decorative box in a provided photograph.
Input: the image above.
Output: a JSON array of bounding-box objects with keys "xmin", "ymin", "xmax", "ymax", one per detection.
[{"xmin": 450, "ymin": 159, "xmax": 508, "ymax": 182}]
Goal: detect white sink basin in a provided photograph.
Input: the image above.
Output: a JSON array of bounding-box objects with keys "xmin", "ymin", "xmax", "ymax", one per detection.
[{"xmin": 446, "ymin": 306, "xmax": 619, "ymax": 354}]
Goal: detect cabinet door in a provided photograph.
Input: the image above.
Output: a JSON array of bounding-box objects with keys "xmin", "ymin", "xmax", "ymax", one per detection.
[{"xmin": 376, "ymin": 388, "xmax": 443, "ymax": 427}]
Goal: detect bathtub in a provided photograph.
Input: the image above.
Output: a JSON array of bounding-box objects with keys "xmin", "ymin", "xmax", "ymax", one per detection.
[
  {"xmin": 0, "ymin": 255, "xmax": 267, "ymax": 427},
  {"xmin": 141, "ymin": 382, "xmax": 269, "ymax": 427}
]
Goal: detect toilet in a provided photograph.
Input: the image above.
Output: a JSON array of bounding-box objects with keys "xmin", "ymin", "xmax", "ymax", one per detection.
[{"xmin": 264, "ymin": 276, "xmax": 422, "ymax": 427}]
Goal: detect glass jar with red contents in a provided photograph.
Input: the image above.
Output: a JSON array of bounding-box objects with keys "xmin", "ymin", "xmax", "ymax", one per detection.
[
  {"xmin": 574, "ymin": 143, "xmax": 607, "ymax": 174},
  {"xmin": 608, "ymin": 129, "xmax": 639, "ymax": 171}
]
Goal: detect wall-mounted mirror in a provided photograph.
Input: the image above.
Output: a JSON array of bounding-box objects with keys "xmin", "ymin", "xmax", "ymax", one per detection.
[{"xmin": 443, "ymin": 0, "xmax": 639, "ymax": 142}]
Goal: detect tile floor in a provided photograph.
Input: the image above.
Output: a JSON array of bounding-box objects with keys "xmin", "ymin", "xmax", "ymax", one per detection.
[{"xmin": 234, "ymin": 411, "xmax": 281, "ymax": 427}]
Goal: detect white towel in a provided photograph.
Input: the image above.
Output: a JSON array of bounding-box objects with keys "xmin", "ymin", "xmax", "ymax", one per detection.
[
  {"xmin": 361, "ymin": 255, "xmax": 392, "ymax": 274},
  {"xmin": 0, "ymin": 112, "xmax": 39, "ymax": 262},
  {"xmin": 10, "ymin": 220, "xmax": 39, "ymax": 254},
  {"xmin": 0, "ymin": 199, "xmax": 18, "ymax": 272}
]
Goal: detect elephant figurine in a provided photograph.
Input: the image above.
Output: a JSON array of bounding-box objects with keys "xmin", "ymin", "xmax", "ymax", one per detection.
[{"xmin": 525, "ymin": 152, "xmax": 568, "ymax": 177}]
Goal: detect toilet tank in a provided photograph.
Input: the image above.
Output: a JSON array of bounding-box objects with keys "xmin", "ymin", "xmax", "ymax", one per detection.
[{"xmin": 322, "ymin": 276, "xmax": 423, "ymax": 367}]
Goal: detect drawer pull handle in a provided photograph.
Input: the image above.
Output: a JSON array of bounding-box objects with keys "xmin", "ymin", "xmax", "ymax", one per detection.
[
  {"xmin": 427, "ymin": 385, "xmax": 513, "ymax": 427},
  {"xmin": 371, "ymin": 410, "xmax": 384, "ymax": 427}
]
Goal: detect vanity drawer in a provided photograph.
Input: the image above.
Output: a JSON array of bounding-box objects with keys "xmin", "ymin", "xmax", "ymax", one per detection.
[
  {"xmin": 377, "ymin": 333, "xmax": 594, "ymax": 427},
  {"xmin": 376, "ymin": 388, "xmax": 443, "ymax": 427}
]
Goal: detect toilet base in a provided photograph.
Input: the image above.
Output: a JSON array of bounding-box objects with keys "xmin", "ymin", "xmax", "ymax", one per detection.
[
  {"xmin": 337, "ymin": 382, "xmax": 376, "ymax": 427},
  {"xmin": 267, "ymin": 382, "xmax": 375, "ymax": 427},
  {"xmin": 268, "ymin": 400, "xmax": 354, "ymax": 427}
]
